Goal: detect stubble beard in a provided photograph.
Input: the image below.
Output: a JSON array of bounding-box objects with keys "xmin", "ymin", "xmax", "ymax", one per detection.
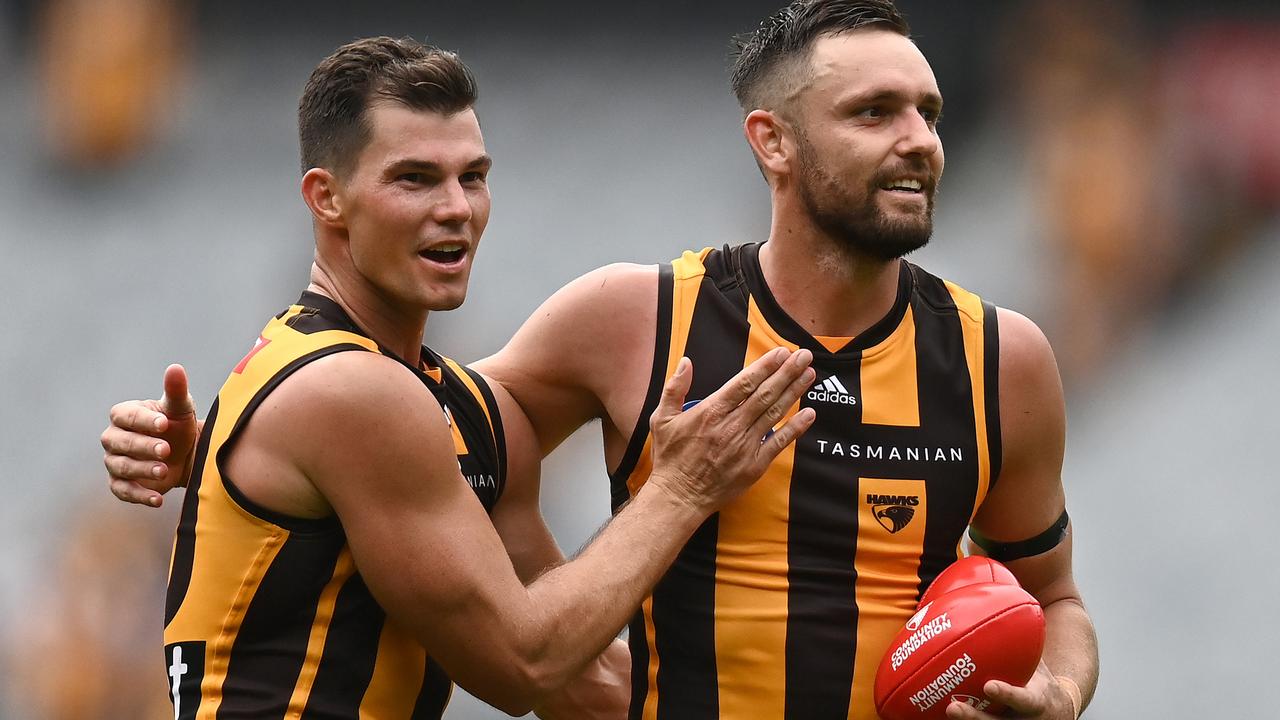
[{"xmin": 795, "ymin": 135, "xmax": 936, "ymax": 263}]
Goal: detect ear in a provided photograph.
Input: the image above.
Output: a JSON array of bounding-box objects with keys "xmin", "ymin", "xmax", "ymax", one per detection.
[
  {"xmin": 301, "ymin": 167, "xmax": 345, "ymax": 228},
  {"xmin": 744, "ymin": 109, "xmax": 793, "ymax": 181}
]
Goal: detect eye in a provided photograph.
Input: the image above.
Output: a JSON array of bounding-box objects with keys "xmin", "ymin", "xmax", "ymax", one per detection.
[
  {"xmin": 461, "ymin": 171, "xmax": 488, "ymax": 185},
  {"xmin": 921, "ymin": 108, "xmax": 943, "ymax": 128},
  {"xmin": 857, "ymin": 106, "xmax": 886, "ymax": 120},
  {"xmin": 397, "ymin": 172, "xmax": 426, "ymax": 184}
]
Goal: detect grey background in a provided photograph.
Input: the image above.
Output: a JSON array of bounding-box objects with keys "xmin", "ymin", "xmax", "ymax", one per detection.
[{"xmin": 1, "ymin": 1, "xmax": 1277, "ymax": 717}]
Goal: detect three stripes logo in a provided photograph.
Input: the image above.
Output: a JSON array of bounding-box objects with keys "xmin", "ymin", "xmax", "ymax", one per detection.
[{"xmin": 807, "ymin": 375, "xmax": 857, "ymax": 405}]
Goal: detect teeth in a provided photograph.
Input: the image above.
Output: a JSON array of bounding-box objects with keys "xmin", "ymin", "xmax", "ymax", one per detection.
[
  {"xmin": 431, "ymin": 243, "xmax": 463, "ymax": 252},
  {"xmin": 882, "ymin": 178, "xmax": 923, "ymax": 191}
]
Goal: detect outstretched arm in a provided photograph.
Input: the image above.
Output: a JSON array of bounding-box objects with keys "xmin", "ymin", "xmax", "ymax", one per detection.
[
  {"xmin": 262, "ymin": 347, "xmax": 814, "ymax": 715},
  {"xmin": 100, "ymin": 363, "xmax": 200, "ymax": 506},
  {"xmin": 947, "ymin": 309, "xmax": 1098, "ymax": 720}
]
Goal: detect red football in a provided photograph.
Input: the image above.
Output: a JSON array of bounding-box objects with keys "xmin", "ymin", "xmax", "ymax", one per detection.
[
  {"xmin": 919, "ymin": 555, "xmax": 1019, "ymax": 608},
  {"xmin": 873, "ymin": 583, "xmax": 1045, "ymax": 720}
]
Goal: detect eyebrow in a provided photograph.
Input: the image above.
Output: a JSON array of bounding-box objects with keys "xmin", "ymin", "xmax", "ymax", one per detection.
[
  {"xmin": 385, "ymin": 154, "xmax": 493, "ymax": 175},
  {"xmin": 842, "ymin": 88, "xmax": 944, "ymax": 111}
]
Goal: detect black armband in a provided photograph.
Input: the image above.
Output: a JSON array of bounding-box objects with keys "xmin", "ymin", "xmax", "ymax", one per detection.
[{"xmin": 969, "ymin": 509, "xmax": 1069, "ymax": 562}]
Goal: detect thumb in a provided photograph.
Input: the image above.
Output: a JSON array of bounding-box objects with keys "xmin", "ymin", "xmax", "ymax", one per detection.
[
  {"xmin": 160, "ymin": 364, "xmax": 196, "ymax": 418},
  {"xmin": 653, "ymin": 357, "xmax": 693, "ymax": 421}
]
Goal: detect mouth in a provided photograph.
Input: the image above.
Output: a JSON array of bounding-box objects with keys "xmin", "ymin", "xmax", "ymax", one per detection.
[
  {"xmin": 418, "ymin": 241, "xmax": 469, "ymax": 266},
  {"xmin": 877, "ymin": 176, "xmax": 927, "ymax": 196}
]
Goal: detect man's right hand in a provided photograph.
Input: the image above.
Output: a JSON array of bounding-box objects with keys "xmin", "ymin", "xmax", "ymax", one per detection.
[
  {"xmin": 646, "ymin": 347, "xmax": 816, "ymax": 514},
  {"xmin": 101, "ymin": 364, "xmax": 200, "ymax": 507}
]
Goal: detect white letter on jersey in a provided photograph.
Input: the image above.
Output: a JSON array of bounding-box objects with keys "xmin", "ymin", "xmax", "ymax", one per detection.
[{"xmin": 169, "ymin": 646, "xmax": 188, "ymax": 719}]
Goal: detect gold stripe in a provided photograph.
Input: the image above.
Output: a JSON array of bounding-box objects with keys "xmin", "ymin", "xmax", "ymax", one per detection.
[
  {"xmin": 284, "ymin": 548, "xmax": 357, "ymax": 717},
  {"xmin": 627, "ymin": 248, "xmax": 707, "ymax": 499},
  {"xmin": 943, "ymin": 282, "xmax": 992, "ymax": 516},
  {"xmin": 640, "ymin": 597, "xmax": 660, "ymax": 720},
  {"xmin": 712, "ymin": 297, "xmax": 799, "ymax": 718},
  {"xmin": 860, "ymin": 306, "xmax": 920, "ymax": 427},
  {"xmin": 849, "ymin": 477, "xmax": 930, "ymax": 718},
  {"xmin": 360, "ymin": 619, "xmax": 428, "ymax": 717},
  {"xmin": 188, "ymin": 527, "xmax": 289, "ymax": 719},
  {"xmin": 630, "ymin": 249, "xmax": 713, "ymax": 713},
  {"xmin": 444, "ymin": 357, "xmax": 494, "ymax": 442}
]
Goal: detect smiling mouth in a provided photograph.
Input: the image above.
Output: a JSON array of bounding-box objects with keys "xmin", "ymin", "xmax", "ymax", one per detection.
[
  {"xmin": 419, "ymin": 243, "xmax": 467, "ymax": 264},
  {"xmin": 879, "ymin": 177, "xmax": 925, "ymax": 195}
]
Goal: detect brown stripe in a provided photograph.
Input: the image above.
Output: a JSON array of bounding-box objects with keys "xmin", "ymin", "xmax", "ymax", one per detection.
[{"xmin": 215, "ymin": 529, "xmax": 345, "ymax": 718}]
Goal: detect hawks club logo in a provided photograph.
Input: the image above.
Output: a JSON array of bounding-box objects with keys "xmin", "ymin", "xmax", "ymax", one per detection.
[{"xmin": 867, "ymin": 493, "xmax": 920, "ymax": 533}]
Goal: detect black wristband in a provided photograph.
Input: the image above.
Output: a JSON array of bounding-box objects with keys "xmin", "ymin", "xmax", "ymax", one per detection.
[{"xmin": 969, "ymin": 509, "xmax": 1069, "ymax": 562}]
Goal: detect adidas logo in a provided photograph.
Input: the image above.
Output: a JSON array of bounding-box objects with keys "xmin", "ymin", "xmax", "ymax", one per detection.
[{"xmin": 807, "ymin": 376, "xmax": 857, "ymax": 405}]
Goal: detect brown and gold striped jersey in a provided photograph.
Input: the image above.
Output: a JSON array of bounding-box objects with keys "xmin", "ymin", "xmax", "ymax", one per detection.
[
  {"xmin": 163, "ymin": 291, "xmax": 506, "ymax": 720},
  {"xmin": 611, "ymin": 244, "xmax": 1001, "ymax": 720}
]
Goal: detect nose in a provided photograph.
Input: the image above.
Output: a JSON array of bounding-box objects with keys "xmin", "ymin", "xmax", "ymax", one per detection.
[
  {"xmin": 431, "ymin": 179, "xmax": 473, "ymax": 225},
  {"xmin": 896, "ymin": 109, "xmax": 940, "ymax": 159}
]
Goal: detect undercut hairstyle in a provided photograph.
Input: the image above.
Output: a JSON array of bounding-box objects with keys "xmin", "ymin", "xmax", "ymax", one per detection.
[
  {"xmin": 297, "ymin": 36, "xmax": 478, "ymax": 176},
  {"xmin": 731, "ymin": 0, "xmax": 910, "ymax": 115}
]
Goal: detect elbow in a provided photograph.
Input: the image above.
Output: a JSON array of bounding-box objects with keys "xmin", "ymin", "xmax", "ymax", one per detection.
[
  {"xmin": 507, "ymin": 659, "xmax": 562, "ymax": 715},
  {"xmin": 472, "ymin": 658, "xmax": 561, "ymax": 717}
]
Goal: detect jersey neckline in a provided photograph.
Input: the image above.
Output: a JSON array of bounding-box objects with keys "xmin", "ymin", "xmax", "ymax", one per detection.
[
  {"xmin": 736, "ymin": 242, "xmax": 913, "ymax": 357},
  {"xmin": 296, "ymin": 290, "xmax": 445, "ymax": 384}
]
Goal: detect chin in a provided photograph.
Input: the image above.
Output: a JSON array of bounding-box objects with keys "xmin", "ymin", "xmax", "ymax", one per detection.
[{"xmin": 425, "ymin": 292, "xmax": 467, "ymax": 312}]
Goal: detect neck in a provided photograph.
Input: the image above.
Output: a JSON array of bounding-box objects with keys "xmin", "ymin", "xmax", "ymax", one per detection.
[
  {"xmin": 759, "ymin": 194, "xmax": 902, "ymax": 339},
  {"xmin": 307, "ymin": 262, "xmax": 428, "ymax": 366}
]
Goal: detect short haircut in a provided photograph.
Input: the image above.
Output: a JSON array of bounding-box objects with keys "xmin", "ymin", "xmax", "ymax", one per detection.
[
  {"xmin": 297, "ymin": 36, "xmax": 478, "ymax": 176},
  {"xmin": 730, "ymin": 0, "xmax": 910, "ymax": 116}
]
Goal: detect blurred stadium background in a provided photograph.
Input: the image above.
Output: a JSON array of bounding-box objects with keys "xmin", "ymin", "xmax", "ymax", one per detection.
[{"xmin": 1, "ymin": 0, "xmax": 1277, "ymax": 717}]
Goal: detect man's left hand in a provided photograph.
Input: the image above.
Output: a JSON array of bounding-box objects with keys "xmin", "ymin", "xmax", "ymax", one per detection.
[{"xmin": 944, "ymin": 661, "xmax": 1077, "ymax": 719}]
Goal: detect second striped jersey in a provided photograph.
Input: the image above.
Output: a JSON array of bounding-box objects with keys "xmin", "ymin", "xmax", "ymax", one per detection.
[{"xmin": 611, "ymin": 244, "xmax": 1001, "ymax": 719}]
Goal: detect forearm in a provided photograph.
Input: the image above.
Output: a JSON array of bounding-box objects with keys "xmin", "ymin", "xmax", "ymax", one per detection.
[
  {"xmin": 1042, "ymin": 597, "xmax": 1099, "ymax": 714},
  {"xmin": 514, "ymin": 482, "xmax": 703, "ymax": 697},
  {"xmin": 535, "ymin": 639, "xmax": 630, "ymax": 720}
]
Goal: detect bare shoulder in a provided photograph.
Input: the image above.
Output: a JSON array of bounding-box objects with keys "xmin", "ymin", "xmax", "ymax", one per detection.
[
  {"xmin": 567, "ymin": 261, "xmax": 660, "ymax": 296},
  {"xmin": 287, "ymin": 351, "xmax": 441, "ymax": 421},
  {"xmin": 473, "ymin": 262, "xmax": 661, "ymax": 450},
  {"xmin": 225, "ymin": 349, "xmax": 453, "ymax": 519},
  {"xmin": 272, "ymin": 351, "xmax": 452, "ymax": 470},
  {"xmin": 530, "ymin": 262, "xmax": 658, "ymax": 331},
  {"xmin": 475, "ymin": 262, "xmax": 658, "ymax": 377},
  {"xmin": 995, "ymin": 307, "xmax": 1065, "ymax": 426},
  {"xmin": 973, "ymin": 307, "xmax": 1067, "ymax": 540},
  {"xmin": 996, "ymin": 308, "xmax": 1057, "ymax": 385}
]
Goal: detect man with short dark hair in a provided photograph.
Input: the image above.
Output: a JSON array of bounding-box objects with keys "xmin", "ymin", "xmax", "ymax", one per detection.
[
  {"xmin": 105, "ymin": 3, "xmax": 1099, "ymax": 718},
  {"xmin": 138, "ymin": 35, "xmax": 815, "ymax": 719}
]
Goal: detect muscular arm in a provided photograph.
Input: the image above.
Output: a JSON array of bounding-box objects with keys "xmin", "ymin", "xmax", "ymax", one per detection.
[
  {"xmin": 485, "ymin": 377, "xmax": 629, "ymax": 719},
  {"xmin": 242, "ymin": 347, "xmax": 812, "ymax": 715},
  {"xmin": 954, "ymin": 309, "xmax": 1099, "ymax": 720}
]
